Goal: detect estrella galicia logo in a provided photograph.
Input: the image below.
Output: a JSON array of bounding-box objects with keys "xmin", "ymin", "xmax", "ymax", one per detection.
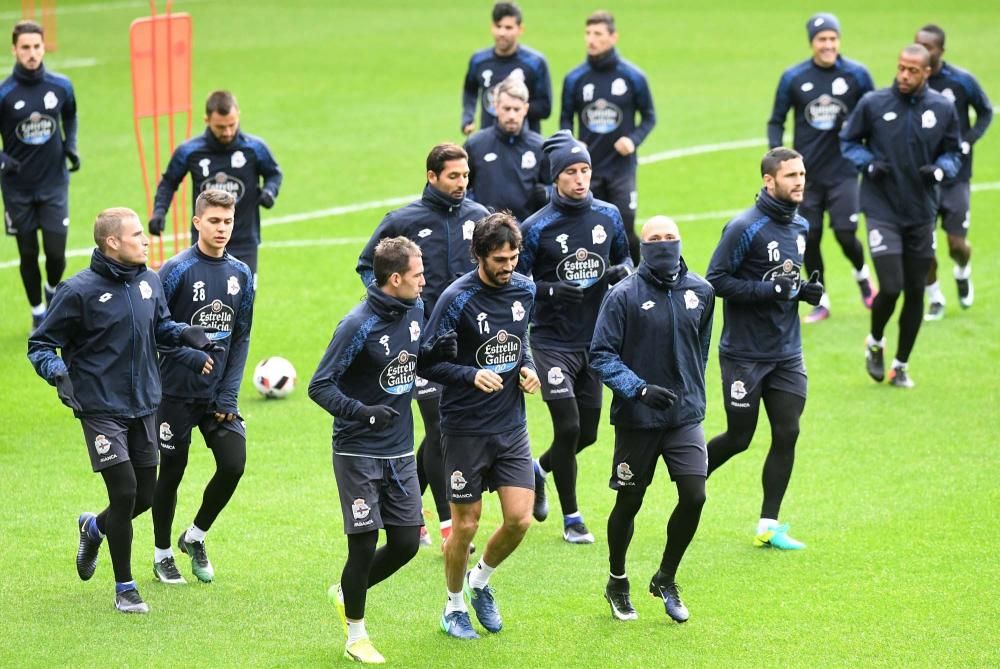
[
  {"xmin": 805, "ymin": 94, "xmax": 847, "ymax": 131},
  {"xmin": 379, "ymin": 349, "xmax": 416, "ymax": 395},
  {"xmin": 192, "ymin": 299, "xmax": 235, "ymax": 340},
  {"xmin": 16, "ymin": 112, "xmax": 56, "ymax": 145},
  {"xmin": 582, "ymin": 98, "xmax": 623, "ymax": 134},
  {"xmin": 476, "ymin": 329, "xmax": 521, "ymax": 373},
  {"xmin": 202, "ymin": 171, "xmax": 246, "ymax": 202},
  {"xmin": 556, "ymin": 248, "xmax": 606, "ymax": 288},
  {"xmin": 762, "ymin": 258, "xmax": 802, "ymax": 291}
]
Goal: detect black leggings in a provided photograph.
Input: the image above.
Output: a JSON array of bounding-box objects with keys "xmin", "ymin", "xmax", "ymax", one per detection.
[
  {"xmin": 17, "ymin": 230, "xmax": 66, "ymax": 306},
  {"xmin": 152, "ymin": 428, "xmax": 246, "ymax": 549},
  {"xmin": 537, "ymin": 400, "xmax": 600, "ymax": 516},
  {"xmin": 607, "ymin": 475, "xmax": 706, "ymax": 581},
  {"xmin": 707, "ymin": 390, "xmax": 805, "ymax": 520},
  {"xmin": 805, "ymin": 223, "xmax": 866, "ymax": 285},
  {"xmin": 95, "ymin": 463, "xmax": 156, "ymax": 583},
  {"xmin": 415, "ymin": 396, "xmax": 449, "ymax": 522},
  {"xmin": 340, "ymin": 526, "xmax": 421, "ymax": 620},
  {"xmin": 871, "ymin": 254, "xmax": 932, "ymax": 363}
]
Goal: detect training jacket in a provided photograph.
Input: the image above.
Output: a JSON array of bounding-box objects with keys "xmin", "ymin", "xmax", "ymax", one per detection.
[
  {"xmin": 462, "ymin": 44, "xmax": 552, "ymax": 133},
  {"xmin": 465, "ymin": 123, "xmax": 548, "ymax": 221},
  {"xmin": 926, "ymin": 62, "xmax": 993, "ymax": 182}
]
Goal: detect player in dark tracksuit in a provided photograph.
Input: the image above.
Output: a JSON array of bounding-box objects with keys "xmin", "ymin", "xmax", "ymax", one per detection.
[
  {"xmin": 517, "ymin": 130, "xmax": 632, "ymax": 544},
  {"xmin": 840, "ymin": 45, "xmax": 961, "ymax": 388},
  {"xmin": 421, "ymin": 214, "xmax": 539, "ymax": 640},
  {"xmin": 28, "ymin": 207, "xmax": 217, "ymax": 614},
  {"xmin": 591, "ymin": 215, "xmax": 714, "ymax": 624},
  {"xmin": 561, "ymin": 11, "xmax": 656, "ymax": 264},
  {"xmin": 915, "ymin": 25, "xmax": 993, "ymax": 320},
  {"xmin": 465, "ymin": 77, "xmax": 549, "ymax": 222},
  {"xmin": 357, "ymin": 144, "xmax": 489, "ymax": 546},
  {"xmin": 767, "ymin": 13, "xmax": 876, "ymax": 322},
  {"xmin": 149, "ymin": 90, "xmax": 282, "ymax": 277},
  {"xmin": 2, "ymin": 21, "xmax": 78, "ymax": 328},
  {"xmin": 311, "ymin": 237, "xmax": 457, "ymax": 663},
  {"xmin": 704, "ymin": 148, "xmax": 825, "ymax": 551},
  {"xmin": 149, "ymin": 190, "xmax": 255, "ymax": 586},
  {"xmin": 461, "ymin": 2, "xmax": 551, "ymax": 136}
]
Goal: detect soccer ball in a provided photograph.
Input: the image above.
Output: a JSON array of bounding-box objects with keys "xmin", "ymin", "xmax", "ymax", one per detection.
[{"xmin": 253, "ymin": 356, "xmax": 297, "ymax": 399}]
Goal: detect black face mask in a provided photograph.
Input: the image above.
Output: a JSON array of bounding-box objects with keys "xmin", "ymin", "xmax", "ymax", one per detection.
[{"xmin": 640, "ymin": 240, "xmax": 681, "ymax": 279}]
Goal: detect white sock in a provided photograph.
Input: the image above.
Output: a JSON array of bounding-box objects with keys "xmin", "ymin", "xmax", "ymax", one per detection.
[
  {"xmin": 154, "ymin": 547, "xmax": 174, "ymax": 562},
  {"xmin": 757, "ymin": 518, "xmax": 778, "ymax": 535},
  {"xmin": 925, "ymin": 281, "xmax": 945, "ymax": 304},
  {"xmin": 445, "ymin": 590, "xmax": 467, "ymax": 614},
  {"xmin": 30, "ymin": 303, "xmax": 45, "ymax": 316},
  {"xmin": 819, "ymin": 292, "xmax": 831, "ymax": 309},
  {"xmin": 468, "ymin": 558, "xmax": 496, "ymax": 589},
  {"xmin": 953, "ymin": 262, "xmax": 971, "ymax": 280},
  {"xmin": 346, "ymin": 620, "xmax": 367, "ymax": 645},
  {"xmin": 609, "ymin": 572, "xmax": 627, "ymax": 581},
  {"xmin": 866, "ymin": 334, "xmax": 885, "ymax": 348},
  {"xmin": 853, "ymin": 264, "xmax": 871, "ymax": 282},
  {"xmin": 439, "ymin": 519, "xmax": 452, "ymax": 531},
  {"xmin": 186, "ymin": 524, "xmax": 206, "ymax": 543},
  {"xmin": 535, "ymin": 459, "xmax": 548, "ymax": 477},
  {"xmin": 891, "ymin": 359, "xmax": 906, "ymax": 371},
  {"xmin": 44, "ymin": 281, "xmax": 56, "ymax": 293}
]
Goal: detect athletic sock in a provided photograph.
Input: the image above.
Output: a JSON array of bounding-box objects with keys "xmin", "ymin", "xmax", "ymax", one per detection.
[
  {"xmin": 563, "ymin": 512, "xmax": 582, "ymax": 527},
  {"xmin": 757, "ymin": 518, "xmax": 778, "ymax": 535},
  {"xmin": 467, "ymin": 558, "xmax": 496, "ymax": 589},
  {"xmin": 853, "ymin": 264, "xmax": 871, "ymax": 282},
  {"xmin": 819, "ymin": 292, "xmax": 831, "ymax": 309},
  {"xmin": 953, "ymin": 262, "xmax": 971, "ymax": 280},
  {"xmin": 85, "ymin": 515, "xmax": 103, "ymax": 541},
  {"xmin": 866, "ymin": 334, "xmax": 885, "ymax": 348},
  {"xmin": 891, "ymin": 358, "xmax": 906, "ymax": 371},
  {"xmin": 925, "ymin": 281, "xmax": 945, "ymax": 304},
  {"xmin": 186, "ymin": 524, "xmax": 207, "ymax": 543},
  {"xmin": 445, "ymin": 590, "xmax": 467, "ymax": 614},
  {"xmin": 115, "ymin": 580, "xmax": 137, "ymax": 594},
  {"xmin": 346, "ymin": 620, "xmax": 368, "ymax": 645},
  {"xmin": 154, "ymin": 547, "xmax": 173, "ymax": 562},
  {"xmin": 534, "ymin": 459, "xmax": 548, "ymax": 478},
  {"xmin": 30, "ymin": 303, "xmax": 45, "ymax": 316}
]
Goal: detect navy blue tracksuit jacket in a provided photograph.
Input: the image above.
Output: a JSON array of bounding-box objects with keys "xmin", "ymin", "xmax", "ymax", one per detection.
[
  {"xmin": 926, "ymin": 62, "xmax": 992, "ymax": 182},
  {"xmin": 462, "ymin": 45, "xmax": 552, "ymax": 133},
  {"xmin": 465, "ymin": 123, "xmax": 548, "ymax": 221}
]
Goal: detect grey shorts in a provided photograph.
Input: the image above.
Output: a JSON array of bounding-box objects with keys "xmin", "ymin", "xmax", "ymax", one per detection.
[
  {"xmin": 866, "ymin": 219, "xmax": 935, "ymax": 260},
  {"xmin": 801, "ymin": 177, "xmax": 861, "ymax": 232},
  {"xmin": 937, "ymin": 180, "xmax": 971, "ymax": 237},
  {"xmin": 156, "ymin": 398, "xmax": 245, "ymax": 454},
  {"xmin": 532, "ymin": 347, "xmax": 603, "ymax": 407},
  {"xmin": 719, "ymin": 354, "xmax": 807, "ymax": 412},
  {"xmin": 609, "ymin": 423, "xmax": 707, "ymax": 490},
  {"xmin": 3, "ymin": 184, "xmax": 69, "ymax": 236},
  {"xmin": 332, "ymin": 453, "xmax": 423, "ymax": 534},
  {"xmin": 80, "ymin": 414, "xmax": 158, "ymax": 472},
  {"xmin": 442, "ymin": 427, "xmax": 533, "ymax": 504}
]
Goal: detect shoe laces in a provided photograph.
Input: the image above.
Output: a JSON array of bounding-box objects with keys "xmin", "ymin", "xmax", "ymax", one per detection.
[
  {"xmin": 118, "ymin": 588, "xmax": 143, "ymax": 604},
  {"xmin": 188, "ymin": 540, "xmax": 209, "ymax": 566},
  {"xmin": 159, "ymin": 556, "xmax": 181, "ymax": 576}
]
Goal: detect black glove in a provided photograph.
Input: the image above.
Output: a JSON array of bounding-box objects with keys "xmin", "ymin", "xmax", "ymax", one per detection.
[
  {"xmin": 605, "ymin": 264, "xmax": 631, "ymax": 285},
  {"xmin": 771, "ymin": 276, "xmax": 798, "ymax": 301},
  {"xmin": 258, "ymin": 189, "xmax": 275, "ymax": 209},
  {"xmin": 637, "ymin": 384, "xmax": 677, "ymax": 410},
  {"xmin": 0, "ymin": 153, "xmax": 20, "ymax": 176},
  {"xmin": 180, "ymin": 325, "xmax": 224, "ymax": 352},
  {"xmin": 866, "ymin": 161, "xmax": 890, "ymax": 182},
  {"xmin": 54, "ymin": 373, "xmax": 82, "ymax": 412},
  {"xmin": 529, "ymin": 183, "xmax": 549, "ymax": 210},
  {"xmin": 357, "ymin": 404, "xmax": 399, "ymax": 430},
  {"xmin": 797, "ymin": 271, "xmax": 824, "ymax": 306},
  {"xmin": 422, "ymin": 330, "xmax": 458, "ymax": 365},
  {"xmin": 538, "ymin": 280, "xmax": 585, "ymax": 305},
  {"xmin": 66, "ymin": 149, "xmax": 81, "ymax": 172},
  {"xmin": 148, "ymin": 210, "xmax": 166, "ymax": 236},
  {"xmin": 919, "ymin": 164, "xmax": 944, "ymax": 186}
]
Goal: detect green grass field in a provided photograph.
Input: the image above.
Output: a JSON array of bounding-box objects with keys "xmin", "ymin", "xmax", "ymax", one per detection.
[{"xmin": 1, "ymin": 0, "xmax": 998, "ymax": 667}]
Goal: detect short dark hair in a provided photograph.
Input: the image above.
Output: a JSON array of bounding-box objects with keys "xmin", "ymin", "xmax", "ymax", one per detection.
[
  {"xmin": 919, "ymin": 24, "xmax": 946, "ymax": 48},
  {"xmin": 205, "ymin": 90, "xmax": 239, "ymax": 116},
  {"xmin": 12, "ymin": 20, "xmax": 43, "ymax": 45},
  {"xmin": 373, "ymin": 236, "xmax": 422, "ymax": 287},
  {"xmin": 195, "ymin": 189, "xmax": 236, "ymax": 216},
  {"xmin": 426, "ymin": 143, "xmax": 468, "ymax": 176},
  {"xmin": 472, "ymin": 211, "xmax": 522, "ymax": 260},
  {"xmin": 761, "ymin": 147, "xmax": 803, "ymax": 177},
  {"xmin": 492, "ymin": 2, "xmax": 522, "ymax": 24},
  {"xmin": 902, "ymin": 43, "xmax": 931, "ymax": 67},
  {"xmin": 586, "ymin": 10, "xmax": 615, "ymax": 33}
]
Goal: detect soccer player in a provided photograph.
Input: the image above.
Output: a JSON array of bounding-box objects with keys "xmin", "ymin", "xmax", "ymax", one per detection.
[
  {"xmin": 704, "ymin": 148, "xmax": 824, "ymax": 551},
  {"xmin": 561, "ymin": 10, "xmax": 656, "ymax": 263},
  {"xmin": 462, "ymin": 2, "xmax": 551, "ymax": 136},
  {"xmin": 767, "ymin": 13, "xmax": 876, "ymax": 323},
  {"xmin": 310, "ymin": 237, "xmax": 457, "ymax": 664},
  {"xmin": 465, "ymin": 77, "xmax": 548, "ymax": 221},
  {"xmin": 357, "ymin": 144, "xmax": 489, "ymax": 549},
  {"xmin": 421, "ymin": 213, "xmax": 539, "ymax": 640},
  {"xmin": 27, "ymin": 207, "xmax": 218, "ymax": 613},
  {"xmin": 149, "ymin": 90, "xmax": 282, "ymax": 279},
  {"xmin": 915, "ymin": 25, "xmax": 993, "ymax": 320},
  {"xmin": 1, "ymin": 20, "xmax": 78, "ymax": 329},
  {"xmin": 518, "ymin": 130, "xmax": 632, "ymax": 544},
  {"xmin": 150, "ymin": 190, "xmax": 254, "ymax": 585},
  {"xmin": 591, "ymin": 215, "xmax": 714, "ymax": 623},
  {"xmin": 841, "ymin": 45, "xmax": 961, "ymax": 387}
]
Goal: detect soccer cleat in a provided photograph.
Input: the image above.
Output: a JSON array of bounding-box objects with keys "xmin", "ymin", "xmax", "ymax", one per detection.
[
  {"xmin": 327, "ymin": 584, "xmax": 348, "ymax": 635},
  {"xmin": 343, "ymin": 637, "xmax": 385, "ymax": 664},
  {"xmin": 563, "ymin": 521, "xmax": 595, "ymax": 544},
  {"xmin": 464, "ymin": 571, "xmax": 502, "ymax": 633},
  {"xmin": 532, "ymin": 463, "xmax": 549, "ymax": 522},
  {"xmin": 76, "ymin": 512, "xmax": 102, "ymax": 581},
  {"xmin": 604, "ymin": 583, "xmax": 638, "ymax": 621},
  {"xmin": 177, "ymin": 531, "xmax": 214, "ymax": 583},
  {"xmin": 754, "ymin": 523, "xmax": 806, "ymax": 550},
  {"xmin": 153, "ymin": 556, "xmax": 186, "ymax": 584},
  {"xmin": 115, "ymin": 587, "xmax": 150, "ymax": 614},
  {"xmin": 803, "ymin": 304, "xmax": 830, "ymax": 324},
  {"xmin": 865, "ymin": 339, "xmax": 885, "ymax": 383},
  {"xmin": 649, "ymin": 579, "xmax": 689, "ymax": 623},
  {"xmin": 924, "ymin": 301, "xmax": 945, "ymax": 321},
  {"xmin": 858, "ymin": 278, "xmax": 876, "ymax": 309},
  {"xmin": 957, "ymin": 277, "xmax": 973, "ymax": 309},
  {"xmin": 440, "ymin": 609, "xmax": 479, "ymax": 640},
  {"xmin": 888, "ymin": 366, "xmax": 914, "ymax": 389},
  {"xmin": 419, "ymin": 525, "xmax": 432, "ymax": 548}
]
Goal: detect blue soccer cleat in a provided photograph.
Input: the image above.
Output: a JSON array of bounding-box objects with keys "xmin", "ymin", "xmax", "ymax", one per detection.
[
  {"xmin": 440, "ymin": 609, "xmax": 479, "ymax": 640},
  {"xmin": 754, "ymin": 523, "xmax": 806, "ymax": 550},
  {"xmin": 464, "ymin": 571, "xmax": 502, "ymax": 633}
]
